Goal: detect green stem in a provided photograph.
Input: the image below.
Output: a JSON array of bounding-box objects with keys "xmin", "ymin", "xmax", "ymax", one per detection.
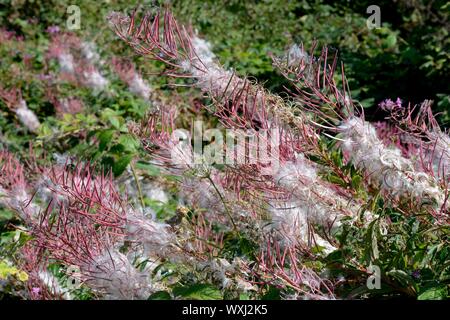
[
  {"xmin": 206, "ymin": 175, "xmax": 238, "ymax": 233},
  {"xmin": 130, "ymin": 162, "xmax": 145, "ymax": 209}
]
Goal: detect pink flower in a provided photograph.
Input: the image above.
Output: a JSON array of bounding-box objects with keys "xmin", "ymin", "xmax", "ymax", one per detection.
[
  {"xmin": 379, "ymin": 97, "xmax": 402, "ymax": 111},
  {"xmin": 31, "ymin": 287, "xmax": 41, "ymax": 294},
  {"xmin": 46, "ymin": 26, "xmax": 60, "ymax": 34}
]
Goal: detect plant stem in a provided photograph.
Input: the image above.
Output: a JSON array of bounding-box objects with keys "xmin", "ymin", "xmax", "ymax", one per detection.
[
  {"xmin": 206, "ymin": 175, "xmax": 238, "ymax": 232},
  {"xmin": 130, "ymin": 162, "xmax": 146, "ymax": 209}
]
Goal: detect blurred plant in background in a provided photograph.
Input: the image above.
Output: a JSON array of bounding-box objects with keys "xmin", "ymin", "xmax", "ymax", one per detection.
[{"xmin": 173, "ymin": 0, "xmax": 449, "ymax": 123}]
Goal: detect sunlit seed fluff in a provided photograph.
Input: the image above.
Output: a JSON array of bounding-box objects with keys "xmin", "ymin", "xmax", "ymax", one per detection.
[
  {"xmin": 126, "ymin": 212, "xmax": 174, "ymax": 257},
  {"xmin": 287, "ymin": 44, "xmax": 309, "ymax": 67},
  {"xmin": 182, "ymin": 37, "xmax": 246, "ymax": 99},
  {"xmin": 269, "ymin": 201, "xmax": 336, "ymax": 253},
  {"xmin": 169, "ymin": 136, "xmax": 195, "ymax": 170},
  {"xmin": 191, "ymin": 36, "xmax": 216, "ymax": 68},
  {"xmin": 144, "ymin": 185, "xmax": 169, "ymax": 204},
  {"xmin": 83, "ymin": 250, "xmax": 152, "ymax": 300},
  {"xmin": 180, "ymin": 177, "xmax": 222, "ymax": 215},
  {"xmin": 106, "ymin": 11, "xmax": 131, "ymax": 35},
  {"xmin": 340, "ymin": 117, "xmax": 446, "ymax": 208},
  {"xmin": 83, "ymin": 69, "xmax": 109, "ymax": 92},
  {"xmin": 81, "ymin": 42, "xmax": 100, "ymax": 64},
  {"xmin": 271, "ymin": 157, "xmax": 343, "ymax": 252},
  {"xmin": 37, "ymin": 271, "xmax": 72, "ymax": 300},
  {"xmin": 129, "ymin": 74, "xmax": 151, "ymax": 101},
  {"xmin": 274, "ymin": 154, "xmax": 358, "ymax": 234},
  {"xmin": 10, "ymin": 188, "xmax": 40, "ymax": 222},
  {"xmin": 275, "ymin": 155, "xmax": 317, "ymax": 187},
  {"xmin": 57, "ymin": 52, "xmax": 75, "ymax": 73},
  {"xmin": 0, "ymin": 185, "xmax": 40, "ymax": 223},
  {"xmin": 431, "ymin": 132, "xmax": 450, "ymax": 178},
  {"xmin": 186, "ymin": 36, "xmax": 281, "ymax": 127},
  {"xmin": 15, "ymin": 100, "xmax": 40, "ymax": 132}
]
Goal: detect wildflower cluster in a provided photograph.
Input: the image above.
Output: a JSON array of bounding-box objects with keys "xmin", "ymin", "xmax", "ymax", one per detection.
[{"xmin": 0, "ymin": 6, "xmax": 448, "ymax": 301}]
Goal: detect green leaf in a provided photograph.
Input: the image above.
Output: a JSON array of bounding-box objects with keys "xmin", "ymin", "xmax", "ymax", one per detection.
[
  {"xmin": 109, "ymin": 143, "xmax": 126, "ymax": 154},
  {"xmin": 365, "ymin": 220, "xmax": 379, "ymax": 262},
  {"xmin": 0, "ymin": 260, "xmax": 28, "ymax": 281},
  {"xmin": 418, "ymin": 286, "xmax": 448, "ymax": 300},
  {"xmin": 97, "ymin": 129, "xmax": 115, "ymax": 152},
  {"xmin": 135, "ymin": 162, "xmax": 161, "ymax": 176},
  {"xmin": 148, "ymin": 291, "xmax": 172, "ymax": 300},
  {"xmin": 101, "ymin": 108, "xmax": 123, "ymax": 130},
  {"xmin": 351, "ymin": 174, "xmax": 362, "ymax": 189},
  {"xmin": 239, "ymin": 293, "xmax": 250, "ymax": 300},
  {"xmin": 109, "ymin": 117, "xmax": 121, "ymax": 130},
  {"xmin": 118, "ymin": 134, "xmax": 140, "ymax": 153},
  {"xmin": 0, "ymin": 208, "xmax": 14, "ymax": 222},
  {"xmin": 261, "ymin": 286, "xmax": 281, "ymax": 300},
  {"xmin": 222, "ymin": 234, "xmax": 257, "ymax": 259},
  {"xmin": 325, "ymin": 249, "xmax": 345, "ymax": 264},
  {"xmin": 387, "ymin": 270, "xmax": 414, "ymax": 288},
  {"xmin": 360, "ymin": 97, "xmax": 375, "ymax": 108},
  {"xmin": 172, "ymin": 283, "xmax": 222, "ymax": 300},
  {"xmin": 112, "ymin": 154, "xmax": 133, "ymax": 177},
  {"xmin": 384, "ymin": 34, "xmax": 397, "ymax": 48}
]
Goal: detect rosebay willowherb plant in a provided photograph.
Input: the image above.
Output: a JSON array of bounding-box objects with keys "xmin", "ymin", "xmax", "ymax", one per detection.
[{"xmin": 0, "ymin": 6, "xmax": 448, "ymax": 300}]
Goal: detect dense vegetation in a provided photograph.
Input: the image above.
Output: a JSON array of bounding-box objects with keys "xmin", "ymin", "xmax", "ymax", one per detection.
[{"xmin": 0, "ymin": 1, "xmax": 449, "ymax": 300}]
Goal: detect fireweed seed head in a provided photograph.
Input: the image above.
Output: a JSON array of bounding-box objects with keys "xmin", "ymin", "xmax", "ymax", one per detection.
[
  {"xmin": 15, "ymin": 100, "xmax": 40, "ymax": 133},
  {"xmin": 286, "ymin": 43, "xmax": 309, "ymax": 67},
  {"xmin": 430, "ymin": 131, "xmax": 450, "ymax": 178},
  {"xmin": 83, "ymin": 68, "xmax": 109, "ymax": 92},
  {"xmin": 169, "ymin": 129, "xmax": 195, "ymax": 169},
  {"xmin": 0, "ymin": 151, "xmax": 39, "ymax": 223},
  {"xmin": 269, "ymin": 201, "xmax": 309, "ymax": 245},
  {"xmin": 37, "ymin": 271, "xmax": 72, "ymax": 300},
  {"xmin": 57, "ymin": 52, "xmax": 75, "ymax": 73},
  {"xmin": 126, "ymin": 211, "xmax": 175, "ymax": 257},
  {"xmin": 129, "ymin": 73, "xmax": 151, "ymax": 101},
  {"xmin": 55, "ymin": 98, "xmax": 84, "ymax": 116},
  {"xmin": 82, "ymin": 249, "xmax": 153, "ymax": 300},
  {"xmin": 256, "ymin": 240, "xmax": 335, "ymax": 299},
  {"xmin": 7, "ymin": 188, "xmax": 40, "ymax": 222},
  {"xmin": 275, "ymin": 155, "xmax": 317, "ymax": 189},
  {"xmin": 191, "ymin": 36, "xmax": 216, "ymax": 68},
  {"xmin": 81, "ymin": 42, "xmax": 100, "ymax": 64},
  {"xmin": 381, "ymin": 99, "xmax": 449, "ymax": 183},
  {"xmin": 339, "ymin": 117, "xmax": 447, "ymax": 210},
  {"xmin": 340, "ymin": 117, "xmax": 411, "ymax": 172},
  {"xmin": 111, "ymin": 57, "xmax": 152, "ymax": 101},
  {"xmin": 106, "ymin": 11, "xmax": 131, "ymax": 36},
  {"xmin": 0, "ymin": 151, "xmax": 27, "ymax": 188}
]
